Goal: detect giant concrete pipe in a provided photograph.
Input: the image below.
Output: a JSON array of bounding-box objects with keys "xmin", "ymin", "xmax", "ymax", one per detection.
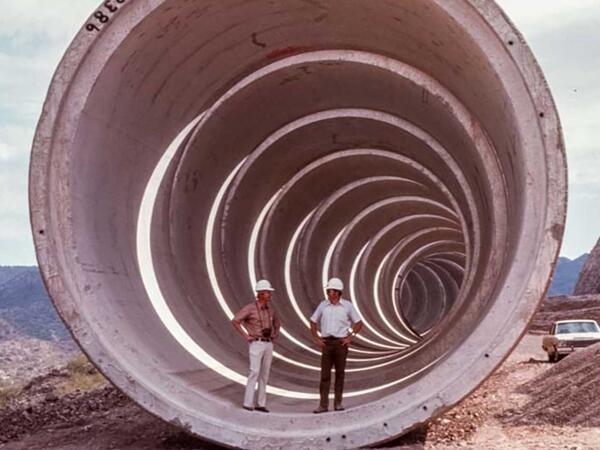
[{"xmin": 30, "ymin": 1, "xmax": 566, "ymax": 448}]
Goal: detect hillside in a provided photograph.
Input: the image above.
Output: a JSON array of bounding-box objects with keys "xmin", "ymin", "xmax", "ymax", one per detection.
[
  {"xmin": 0, "ymin": 267, "xmax": 76, "ymax": 383},
  {"xmin": 574, "ymin": 237, "xmax": 600, "ymax": 295},
  {"xmin": 529, "ymin": 294, "xmax": 600, "ymax": 333},
  {"xmin": 0, "ymin": 267, "xmax": 70, "ymax": 342},
  {"xmin": 547, "ymin": 254, "xmax": 588, "ymax": 296}
]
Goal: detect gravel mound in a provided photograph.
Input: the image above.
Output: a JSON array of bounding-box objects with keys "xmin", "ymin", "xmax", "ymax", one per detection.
[
  {"xmin": 502, "ymin": 342, "xmax": 600, "ymax": 427},
  {"xmin": 0, "ymin": 385, "xmax": 127, "ymax": 444},
  {"xmin": 0, "ymin": 367, "xmax": 228, "ymax": 449}
]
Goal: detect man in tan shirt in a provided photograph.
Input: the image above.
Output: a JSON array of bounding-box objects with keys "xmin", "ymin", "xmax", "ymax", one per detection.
[{"xmin": 232, "ymin": 279, "xmax": 281, "ymax": 412}]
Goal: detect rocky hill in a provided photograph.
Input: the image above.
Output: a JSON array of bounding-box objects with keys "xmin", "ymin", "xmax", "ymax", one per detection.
[
  {"xmin": 0, "ymin": 266, "xmax": 70, "ymax": 342},
  {"xmin": 548, "ymin": 254, "xmax": 589, "ymax": 296},
  {"xmin": 0, "ymin": 267, "xmax": 30, "ymax": 286},
  {"xmin": 573, "ymin": 237, "xmax": 600, "ymax": 295},
  {"xmin": 0, "ymin": 267, "xmax": 76, "ymax": 383},
  {"xmin": 529, "ymin": 294, "xmax": 600, "ymax": 333}
]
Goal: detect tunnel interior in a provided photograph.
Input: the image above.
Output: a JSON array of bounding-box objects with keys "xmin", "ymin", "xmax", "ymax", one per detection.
[{"xmin": 31, "ymin": 0, "xmax": 565, "ymax": 447}]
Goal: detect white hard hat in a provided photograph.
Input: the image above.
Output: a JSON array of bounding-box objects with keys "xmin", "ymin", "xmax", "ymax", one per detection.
[
  {"xmin": 255, "ymin": 279, "xmax": 275, "ymax": 292},
  {"xmin": 325, "ymin": 277, "xmax": 344, "ymax": 291}
]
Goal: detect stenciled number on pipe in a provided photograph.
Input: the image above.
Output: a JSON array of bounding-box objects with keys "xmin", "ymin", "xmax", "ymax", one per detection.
[{"xmin": 86, "ymin": 0, "xmax": 127, "ymax": 32}]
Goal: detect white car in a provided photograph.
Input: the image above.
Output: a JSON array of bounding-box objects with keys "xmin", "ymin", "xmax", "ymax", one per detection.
[{"xmin": 542, "ymin": 319, "xmax": 600, "ymax": 362}]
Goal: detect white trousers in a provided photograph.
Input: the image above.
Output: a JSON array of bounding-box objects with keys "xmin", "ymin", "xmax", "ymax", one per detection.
[{"xmin": 244, "ymin": 341, "xmax": 273, "ymax": 408}]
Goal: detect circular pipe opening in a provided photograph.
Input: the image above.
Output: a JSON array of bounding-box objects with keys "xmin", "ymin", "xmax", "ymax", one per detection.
[{"xmin": 30, "ymin": 1, "xmax": 566, "ymax": 448}]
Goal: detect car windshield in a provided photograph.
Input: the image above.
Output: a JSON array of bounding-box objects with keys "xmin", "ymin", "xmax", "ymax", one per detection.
[{"xmin": 556, "ymin": 322, "xmax": 600, "ymax": 334}]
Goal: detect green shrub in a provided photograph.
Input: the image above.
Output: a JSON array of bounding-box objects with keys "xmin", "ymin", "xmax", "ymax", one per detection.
[
  {"xmin": 66, "ymin": 354, "xmax": 98, "ymax": 375},
  {"xmin": 0, "ymin": 380, "xmax": 20, "ymax": 407},
  {"xmin": 58, "ymin": 354, "xmax": 107, "ymax": 394}
]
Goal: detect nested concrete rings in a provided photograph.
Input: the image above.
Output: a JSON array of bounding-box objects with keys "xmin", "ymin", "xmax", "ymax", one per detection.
[{"xmin": 30, "ymin": 1, "xmax": 566, "ymax": 448}]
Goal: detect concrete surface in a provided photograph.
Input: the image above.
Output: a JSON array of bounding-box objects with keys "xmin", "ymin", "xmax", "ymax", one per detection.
[{"xmin": 29, "ymin": 0, "xmax": 566, "ymax": 448}]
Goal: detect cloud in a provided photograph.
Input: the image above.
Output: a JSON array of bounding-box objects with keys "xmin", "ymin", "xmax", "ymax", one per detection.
[
  {"xmin": 0, "ymin": 1, "xmax": 100, "ymax": 119},
  {"xmin": 0, "ymin": 166, "xmax": 32, "ymax": 265},
  {"xmin": 0, "ymin": 122, "xmax": 32, "ymax": 264},
  {"xmin": 0, "ymin": 141, "xmax": 12, "ymax": 162},
  {"xmin": 0, "ymin": 2, "xmax": 98, "ymax": 265},
  {"xmin": 498, "ymin": 0, "xmax": 600, "ymax": 36},
  {"xmin": 0, "ymin": 124, "xmax": 31, "ymax": 220},
  {"xmin": 0, "ymin": 0, "xmax": 99, "ymax": 43},
  {"xmin": 568, "ymin": 149, "xmax": 600, "ymax": 188},
  {"xmin": 0, "ymin": 124, "xmax": 32, "ymax": 160}
]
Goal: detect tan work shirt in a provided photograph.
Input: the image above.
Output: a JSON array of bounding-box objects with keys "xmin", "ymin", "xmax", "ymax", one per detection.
[{"xmin": 233, "ymin": 302, "xmax": 281, "ymax": 339}]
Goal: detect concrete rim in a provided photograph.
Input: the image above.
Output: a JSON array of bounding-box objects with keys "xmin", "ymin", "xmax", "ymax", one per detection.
[{"xmin": 29, "ymin": 1, "xmax": 567, "ymax": 448}]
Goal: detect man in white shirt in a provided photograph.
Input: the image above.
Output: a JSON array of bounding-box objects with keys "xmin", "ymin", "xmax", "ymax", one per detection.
[{"xmin": 310, "ymin": 277, "xmax": 363, "ymax": 413}]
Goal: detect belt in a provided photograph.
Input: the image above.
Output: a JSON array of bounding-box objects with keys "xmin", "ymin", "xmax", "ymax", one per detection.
[
  {"xmin": 323, "ymin": 336, "xmax": 343, "ymax": 341},
  {"xmin": 254, "ymin": 338, "xmax": 272, "ymax": 342}
]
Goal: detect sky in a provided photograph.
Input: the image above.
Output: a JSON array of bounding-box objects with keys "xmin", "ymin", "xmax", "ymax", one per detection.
[{"xmin": 0, "ymin": 1, "xmax": 599, "ymax": 265}]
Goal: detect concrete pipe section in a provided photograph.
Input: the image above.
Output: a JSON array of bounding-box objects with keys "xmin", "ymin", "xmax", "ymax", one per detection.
[{"xmin": 30, "ymin": 1, "xmax": 567, "ymax": 448}]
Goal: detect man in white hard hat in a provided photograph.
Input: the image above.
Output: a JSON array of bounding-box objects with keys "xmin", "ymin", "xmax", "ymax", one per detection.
[
  {"xmin": 232, "ymin": 279, "xmax": 280, "ymax": 412},
  {"xmin": 310, "ymin": 277, "xmax": 363, "ymax": 413}
]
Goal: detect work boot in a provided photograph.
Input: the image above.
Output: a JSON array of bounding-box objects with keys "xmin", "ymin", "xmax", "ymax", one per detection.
[{"xmin": 313, "ymin": 406, "xmax": 328, "ymax": 414}]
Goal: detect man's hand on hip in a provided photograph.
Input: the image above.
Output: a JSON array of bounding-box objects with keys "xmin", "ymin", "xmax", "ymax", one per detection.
[{"xmin": 341, "ymin": 335, "xmax": 353, "ymax": 346}]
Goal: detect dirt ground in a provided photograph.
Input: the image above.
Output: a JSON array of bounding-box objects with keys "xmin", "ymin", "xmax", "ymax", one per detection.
[
  {"xmin": 422, "ymin": 335, "xmax": 600, "ymax": 450},
  {"xmin": 1, "ymin": 334, "xmax": 599, "ymax": 450}
]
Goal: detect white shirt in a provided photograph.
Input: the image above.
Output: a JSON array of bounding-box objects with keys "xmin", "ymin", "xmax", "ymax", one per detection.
[{"xmin": 310, "ymin": 299, "xmax": 362, "ymax": 338}]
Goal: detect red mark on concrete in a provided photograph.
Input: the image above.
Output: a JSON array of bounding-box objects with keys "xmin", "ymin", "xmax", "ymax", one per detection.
[{"xmin": 266, "ymin": 46, "xmax": 311, "ymax": 60}]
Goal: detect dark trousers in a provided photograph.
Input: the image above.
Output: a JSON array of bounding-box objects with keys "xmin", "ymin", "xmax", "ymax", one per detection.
[{"xmin": 319, "ymin": 339, "xmax": 348, "ymax": 408}]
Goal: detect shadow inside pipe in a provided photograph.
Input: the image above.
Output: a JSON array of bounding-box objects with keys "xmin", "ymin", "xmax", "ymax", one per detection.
[
  {"xmin": 160, "ymin": 431, "xmax": 227, "ymax": 449},
  {"xmin": 369, "ymin": 424, "xmax": 428, "ymax": 449},
  {"xmin": 159, "ymin": 426, "xmax": 429, "ymax": 450}
]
